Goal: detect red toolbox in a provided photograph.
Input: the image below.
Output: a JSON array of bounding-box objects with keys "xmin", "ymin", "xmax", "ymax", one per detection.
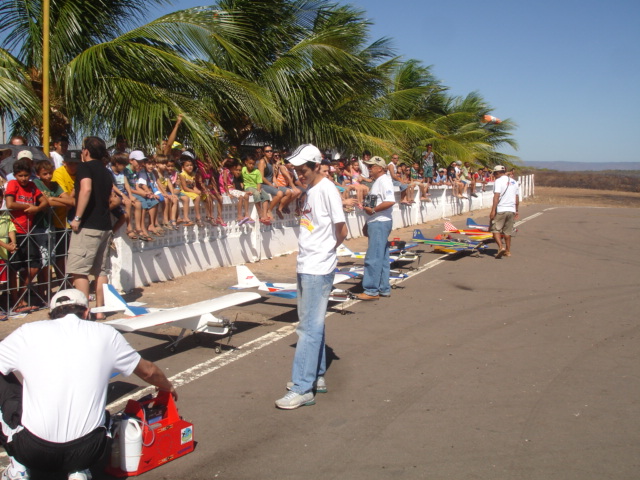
[{"xmin": 105, "ymin": 391, "xmax": 194, "ymax": 477}]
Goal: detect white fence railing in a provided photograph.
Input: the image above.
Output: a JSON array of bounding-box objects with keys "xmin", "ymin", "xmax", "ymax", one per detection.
[{"xmin": 111, "ymin": 175, "xmax": 534, "ymax": 291}]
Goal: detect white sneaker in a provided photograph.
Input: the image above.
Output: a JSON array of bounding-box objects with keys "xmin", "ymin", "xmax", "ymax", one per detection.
[
  {"xmin": 275, "ymin": 391, "xmax": 315, "ymax": 410},
  {"xmin": 286, "ymin": 376, "xmax": 327, "ymax": 394},
  {"xmin": 1, "ymin": 465, "xmax": 29, "ymax": 480},
  {"xmin": 68, "ymin": 470, "xmax": 92, "ymax": 480}
]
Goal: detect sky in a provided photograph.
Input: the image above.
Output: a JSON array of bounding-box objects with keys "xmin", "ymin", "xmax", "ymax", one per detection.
[{"xmin": 149, "ymin": 0, "xmax": 639, "ymax": 165}]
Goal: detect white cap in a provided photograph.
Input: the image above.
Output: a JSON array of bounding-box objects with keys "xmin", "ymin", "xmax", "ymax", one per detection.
[
  {"xmin": 333, "ymin": 153, "xmax": 341, "ymax": 161},
  {"xmin": 493, "ymin": 165, "xmax": 506, "ymax": 173},
  {"xmin": 50, "ymin": 289, "xmax": 89, "ymax": 310},
  {"xmin": 129, "ymin": 150, "xmax": 147, "ymax": 162},
  {"xmin": 287, "ymin": 144, "xmax": 322, "ymax": 166},
  {"xmin": 17, "ymin": 150, "xmax": 33, "ymax": 160}
]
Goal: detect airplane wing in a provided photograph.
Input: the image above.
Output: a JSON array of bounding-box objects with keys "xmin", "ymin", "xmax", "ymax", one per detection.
[{"xmin": 105, "ymin": 292, "xmax": 261, "ymax": 332}]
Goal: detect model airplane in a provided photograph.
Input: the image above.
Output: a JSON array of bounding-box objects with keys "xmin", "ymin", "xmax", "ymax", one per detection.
[
  {"xmin": 337, "ymin": 242, "xmax": 418, "ymax": 260},
  {"xmin": 102, "ymin": 286, "xmax": 261, "ymax": 352},
  {"xmin": 443, "ymin": 221, "xmax": 493, "ymax": 241},
  {"xmin": 466, "ymin": 218, "xmax": 489, "ymax": 231},
  {"xmin": 466, "ymin": 217, "xmax": 517, "ymax": 236},
  {"xmin": 231, "ymin": 265, "xmax": 355, "ymax": 302},
  {"xmin": 412, "ymin": 229, "xmax": 488, "ymax": 256}
]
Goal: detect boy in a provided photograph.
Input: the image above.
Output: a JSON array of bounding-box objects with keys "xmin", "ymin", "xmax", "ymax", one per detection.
[
  {"xmin": 219, "ymin": 159, "xmax": 252, "ymax": 225},
  {"xmin": 242, "ymin": 154, "xmax": 271, "ymax": 225},
  {"xmin": 33, "ymin": 160, "xmax": 74, "ymax": 288},
  {"xmin": 5, "ymin": 159, "xmax": 49, "ymax": 311},
  {"xmin": 109, "ymin": 153, "xmax": 136, "ymax": 239},
  {"xmin": 178, "ymin": 155, "xmax": 203, "ymax": 227},
  {"xmin": 0, "ymin": 189, "xmax": 17, "ymax": 318}
]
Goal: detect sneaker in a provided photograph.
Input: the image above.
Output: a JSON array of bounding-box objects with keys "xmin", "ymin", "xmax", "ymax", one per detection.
[
  {"xmin": 275, "ymin": 391, "xmax": 315, "ymax": 410},
  {"xmin": 471, "ymin": 193, "xmax": 478, "ymax": 198},
  {"xmin": 1, "ymin": 465, "xmax": 29, "ymax": 480},
  {"xmin": 286, "ymin": 376, "xmax": 327, "ymax": 394},
  {"xmin": 68, "ymin": 470, "xmax": 92, "ymax": 480}
]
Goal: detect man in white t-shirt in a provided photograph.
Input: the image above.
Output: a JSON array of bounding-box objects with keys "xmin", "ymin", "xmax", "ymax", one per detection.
[
  {"xmin": 490, "ymin": 165, "xmax": 520, "ymax": 258},
  {"xmin": 356, "ymin": 156, "xmax": 396, "ymax": 301},
  {"xmin": 275, "ymin": 145, "xmax": 347, "ymax": 410},
  {"xmin": 0, "ymin": 289, "xmax": 176, "ymax": 480}
]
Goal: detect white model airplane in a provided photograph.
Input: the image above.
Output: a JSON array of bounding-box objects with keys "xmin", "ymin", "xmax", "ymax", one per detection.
[
  {"xmin": 231, "ymin": 265, "xmax": 356, "ymax": 302},
  {"xmin": 337, "ymin": 244, "xmax": 419, "ymax": 266},
  {"xmin": 101, "ymin": 285, "xmax": 261, "ymax": 352}
]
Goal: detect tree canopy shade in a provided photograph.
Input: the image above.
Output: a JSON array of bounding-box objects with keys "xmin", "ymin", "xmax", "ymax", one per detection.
[{"xmin": 0, "ymin": 0, "xmax": 518, "ymax": 166}]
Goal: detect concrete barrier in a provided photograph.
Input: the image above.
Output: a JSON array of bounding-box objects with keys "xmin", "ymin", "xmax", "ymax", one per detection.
[{"xmin": 111, "ymin": 175, "xmax": 534, "ymax": 291}]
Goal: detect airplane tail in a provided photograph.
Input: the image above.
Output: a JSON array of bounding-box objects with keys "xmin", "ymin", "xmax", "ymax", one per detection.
[
  {"xmin": 467, "ymin": 217, "xmax": 479, "ymax": 228},
  {"xmin": 92, "ymin": 284, "xmax": 149, "ymax": 316},
  {"xmin": 232, "ymin": 265, "xmax": 264, "ymax": 290},
  {"xmin": 412, "ymin": 229, "xmax": 427, "ymax": 241},
  {"xmin": 443, "ymin": 221, "xmax": 458, "ymax": 232}
]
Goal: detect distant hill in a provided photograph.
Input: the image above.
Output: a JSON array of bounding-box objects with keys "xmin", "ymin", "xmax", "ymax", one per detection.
[{"xmin": 524, "ymin": 161, "xmax": 640, "ymax": 172}]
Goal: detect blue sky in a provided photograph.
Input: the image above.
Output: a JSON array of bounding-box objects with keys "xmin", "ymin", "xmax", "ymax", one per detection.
[{"xmin": 150, "ymin": 0, "xmax": 639, "ymax": 164}]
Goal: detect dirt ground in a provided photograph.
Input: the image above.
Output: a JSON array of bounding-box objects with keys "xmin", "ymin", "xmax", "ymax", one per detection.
[{"xmin": 2, "ymin": 186, "xmax": 637, "ymax": 337}]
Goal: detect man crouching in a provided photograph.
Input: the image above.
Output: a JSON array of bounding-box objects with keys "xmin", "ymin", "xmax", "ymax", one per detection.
[{"xmin": 0, "ymin": 290, "xmax": 176, "ymax": 480}]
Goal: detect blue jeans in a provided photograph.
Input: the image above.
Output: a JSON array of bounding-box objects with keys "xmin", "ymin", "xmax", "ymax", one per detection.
[
  {"xmin": 290, "ymin": 272, "xmax": 335, "ymax": 394},
  {"xmin": 363, "ymin": 220, "xmax": 392, "ymax": 296}
]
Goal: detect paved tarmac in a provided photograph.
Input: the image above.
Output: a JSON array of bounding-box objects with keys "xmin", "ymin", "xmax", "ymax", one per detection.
[{"xmin": 11, "ymin": 205, "xmax": 640, "ymax": 479}]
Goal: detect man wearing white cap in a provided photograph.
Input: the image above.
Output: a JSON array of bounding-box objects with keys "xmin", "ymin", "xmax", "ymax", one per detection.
[
  {"xmin": 275, "ymin": 144, "xmax": 347, "ymax": 410},
  {"xmin": 490, "ymin": 165, "xmax": 519, "ymax": 258},
  {"xmin": 0, "ymin": 289, "xmax": 176, "ymax": 480}
]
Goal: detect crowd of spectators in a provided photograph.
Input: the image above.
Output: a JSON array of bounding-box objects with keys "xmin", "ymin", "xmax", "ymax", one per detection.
[{"xmin": 0, "ymin": 131, "xmax": 503, "ymax": 316}]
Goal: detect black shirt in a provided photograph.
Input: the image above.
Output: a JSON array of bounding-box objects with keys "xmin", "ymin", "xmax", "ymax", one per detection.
[{"xmin": 75, "ymin": 159, "xmax": 113, "ymax": 231}]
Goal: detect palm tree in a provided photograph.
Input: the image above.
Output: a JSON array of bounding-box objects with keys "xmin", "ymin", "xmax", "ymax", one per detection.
[{"xmin": 0, "ymin": 0, "xmax": 279, "ymax": 155}]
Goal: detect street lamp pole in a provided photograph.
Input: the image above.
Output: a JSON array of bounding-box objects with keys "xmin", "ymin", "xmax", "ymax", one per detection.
[{"xmin": 42, "ymin": 0, "xmax": 50, "ymax": 155}]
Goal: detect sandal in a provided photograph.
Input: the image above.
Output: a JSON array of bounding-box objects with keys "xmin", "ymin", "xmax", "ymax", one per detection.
[
  {"xmin": 196, "ymin": 219, "xmax": 205, "ymax": 227},
  {"xmin": 139, "ymin": 234, "xmax": 154, "ymax": 242},
  {"xmin": 216, "ymin": 218, "xmax": 227, "ymax": 227},
  {"xmin": 182, "ymin": 221, "xmax": 195, "ymax": 227},
  {"xmin": 275, "ymin": 209, "xmax": 284, "ymax": 220},
  {"xmin": 126, "ymin": 230, "xmax": 138, "ymax": 240}
]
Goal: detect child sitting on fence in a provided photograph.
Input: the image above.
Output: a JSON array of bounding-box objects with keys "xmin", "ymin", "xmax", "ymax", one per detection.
[
  {"xmin": 242, "ymin": 154, "xmax": 271, "ymax": 225},
  {"xmin": 196, "ymin": 154, "xmax": 226, "ymax": 226},
  {"xmin": 219, "ymin": 159, "xmax": 252, "ymax": 225},
  {"xmin": 178, "ymin": 153, "xmax": 204, "ymax": 227},
  {"xmin": 154, "ymin": 154, "xmax": 179, "ymax": 230}
]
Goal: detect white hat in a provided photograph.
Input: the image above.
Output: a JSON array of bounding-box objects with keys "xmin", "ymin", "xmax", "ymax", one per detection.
[
  {"xmin": 129, "ymin": 150, "xmax": 147, "ymax": 162},
  {"xmin": 17, "ymin": 150, "xmax": 33, "ymax": 160},
  {"xmin": 287, "ymin": 144, "xmax": 322, "ymax": 166},
  {"xmin": 180, "ymin": 151, "xmax": 195, "ymax": 160},
  {"xmin": 50, "ymin": 289, "xmax": 89, "ymax": 310},
  {"xmin": 493, "ymin": 165, "xmax": 506, "ymax": 173}
]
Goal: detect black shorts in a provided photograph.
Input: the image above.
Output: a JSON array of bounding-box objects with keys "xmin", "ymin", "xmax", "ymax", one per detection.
[{"xmin": 9, "ymin": 234, "xmax": 41, "ymax": 271}]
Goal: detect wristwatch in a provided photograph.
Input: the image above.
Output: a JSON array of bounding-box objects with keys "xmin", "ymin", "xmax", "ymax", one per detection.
[{"xmin": 73, "ymin": 216, "xmax": 81, "ymax": 222}]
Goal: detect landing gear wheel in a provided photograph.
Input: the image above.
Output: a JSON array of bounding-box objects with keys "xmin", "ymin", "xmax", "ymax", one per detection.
[{"xmin": 215, "ymin": 345, "xmax": 222, "ymax": 354}]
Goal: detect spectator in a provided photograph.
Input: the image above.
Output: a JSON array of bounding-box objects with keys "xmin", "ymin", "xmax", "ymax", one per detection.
[
  {"xmin": 49, "ymin": 134, "xmax": 69, "ymax": 170},
  {"xmin": 0, "ymin": 189, "xmax": 17, "ymax": 316},
  {"xmin": 219, "ymin": 159, "xmax": 252, "ymax": 225},
  {"xmin": 275, "ymin": 144, "xmax": 347, "ymax": 410},
  {"xmin": 387, "ymin": 154, "xmax": 410, "ymax": 204},
  {"xmin": 242, "ymin": 154, "xmax": 271, "ymax": 225},
  {"xmin": 178, "ymin": 153, "xmax": 204, "ymax": 227},
  {"xmin": 127, "ymin": 150, "xmax": 159, "ymax": 239},
  {"xmin": 195, "ymin": 153, "xmax": 226, "ymax": 226},
  {"xmin": 108, "ymin": 153, "xmax": 137, "ymax": 239},
  {"xmin": 33, "ymin": 160, "xmax": 74, "ymax": 292},
  {"xmin": 5, "ymin": 159, "xmax": 49, "ymax": 311},
  {"xmin": 342, "ymin": 158, "xmax": 369, "ymax": 206},
  {"xmin": 67, "ymin": 136, "xmax": 114, "ymax": 316},
  {"xmin": 434, "ymin": 167, "xmax": 448, "ymax": 186},
  {"xmin": 0, "ymin": 288, "xmax": 176, "ymax": 480},
  {"xmin": 257, "ymin": 145, "xmax": 290, "ymax": 220},
  {"xmin": 421, "ymin": 144, "xmax": 435, "ymax": 184},
  {"xmin": 141, "ymin": 157, "xmax": 164, "ymax": 235},
  {"xmin": 153, "ymin": 154, "xmax": 180, "ymax": 229},
  {"xmin": 356, "ymin": 156, "xmax": 396, "ymax": 301},
  {"xmin": 461, "ymin": 161, "xmax": 477, "ymax": 197},
  {"xmin": 108, "ymin": 134, "xmax": 129, "ymax": 157},
  {"xmin": 9, "ymin": 136, "xmax": 26, "ymax": 146}
]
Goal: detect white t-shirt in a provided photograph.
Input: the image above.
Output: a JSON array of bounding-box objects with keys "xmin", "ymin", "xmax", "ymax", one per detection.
[
  {"xmin": 367, "ymin": 174, "xmax": 395, "ymax": 223},
  {"xmin": 494, "ymin": 175, "xmax": 520, "ymax": 213},
  {"xmin": 0, "ymin": 315, "xmax": 141, "ymax": 443},
  {"xmin": 297, "ymin": 177, "xmax": 346, "ymax": 275},
  {"xmin": 50, "ymin": 151, "xmax": 64, "ymax": 170}
]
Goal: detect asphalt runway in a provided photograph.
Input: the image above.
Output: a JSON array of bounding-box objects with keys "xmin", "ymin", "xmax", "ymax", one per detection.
[{"xmin": 16, "ymin": 205, "xmax": 640, "ymax": 479}]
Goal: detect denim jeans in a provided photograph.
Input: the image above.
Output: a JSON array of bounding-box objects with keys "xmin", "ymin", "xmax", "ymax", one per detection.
[
  {"xmin": 362, "ymin": 220, "xmax": 392, "ymax": 296},
  {"xmin": 290, "ymin": 272, "xmax": 335, "ymax": 394}
]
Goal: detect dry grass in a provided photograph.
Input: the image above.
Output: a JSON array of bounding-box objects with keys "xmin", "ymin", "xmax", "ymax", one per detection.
[{"xmin": 528, "ymin": 187, "xmax": 640, "ymax": 208}]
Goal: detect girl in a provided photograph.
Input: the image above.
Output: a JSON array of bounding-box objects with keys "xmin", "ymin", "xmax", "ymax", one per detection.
[
  {"xmin": 219, "ymin": 159, "xmax": 252, "ymax": 225},
  {"xmin": 179, "ymin": 156, "xmax": 203, "ymax": 227}
]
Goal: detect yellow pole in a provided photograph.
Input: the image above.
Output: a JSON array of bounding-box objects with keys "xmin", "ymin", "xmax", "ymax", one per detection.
[{"xmin": 42, "ymin": 0, "xmax": 50, "ymax": 155}]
